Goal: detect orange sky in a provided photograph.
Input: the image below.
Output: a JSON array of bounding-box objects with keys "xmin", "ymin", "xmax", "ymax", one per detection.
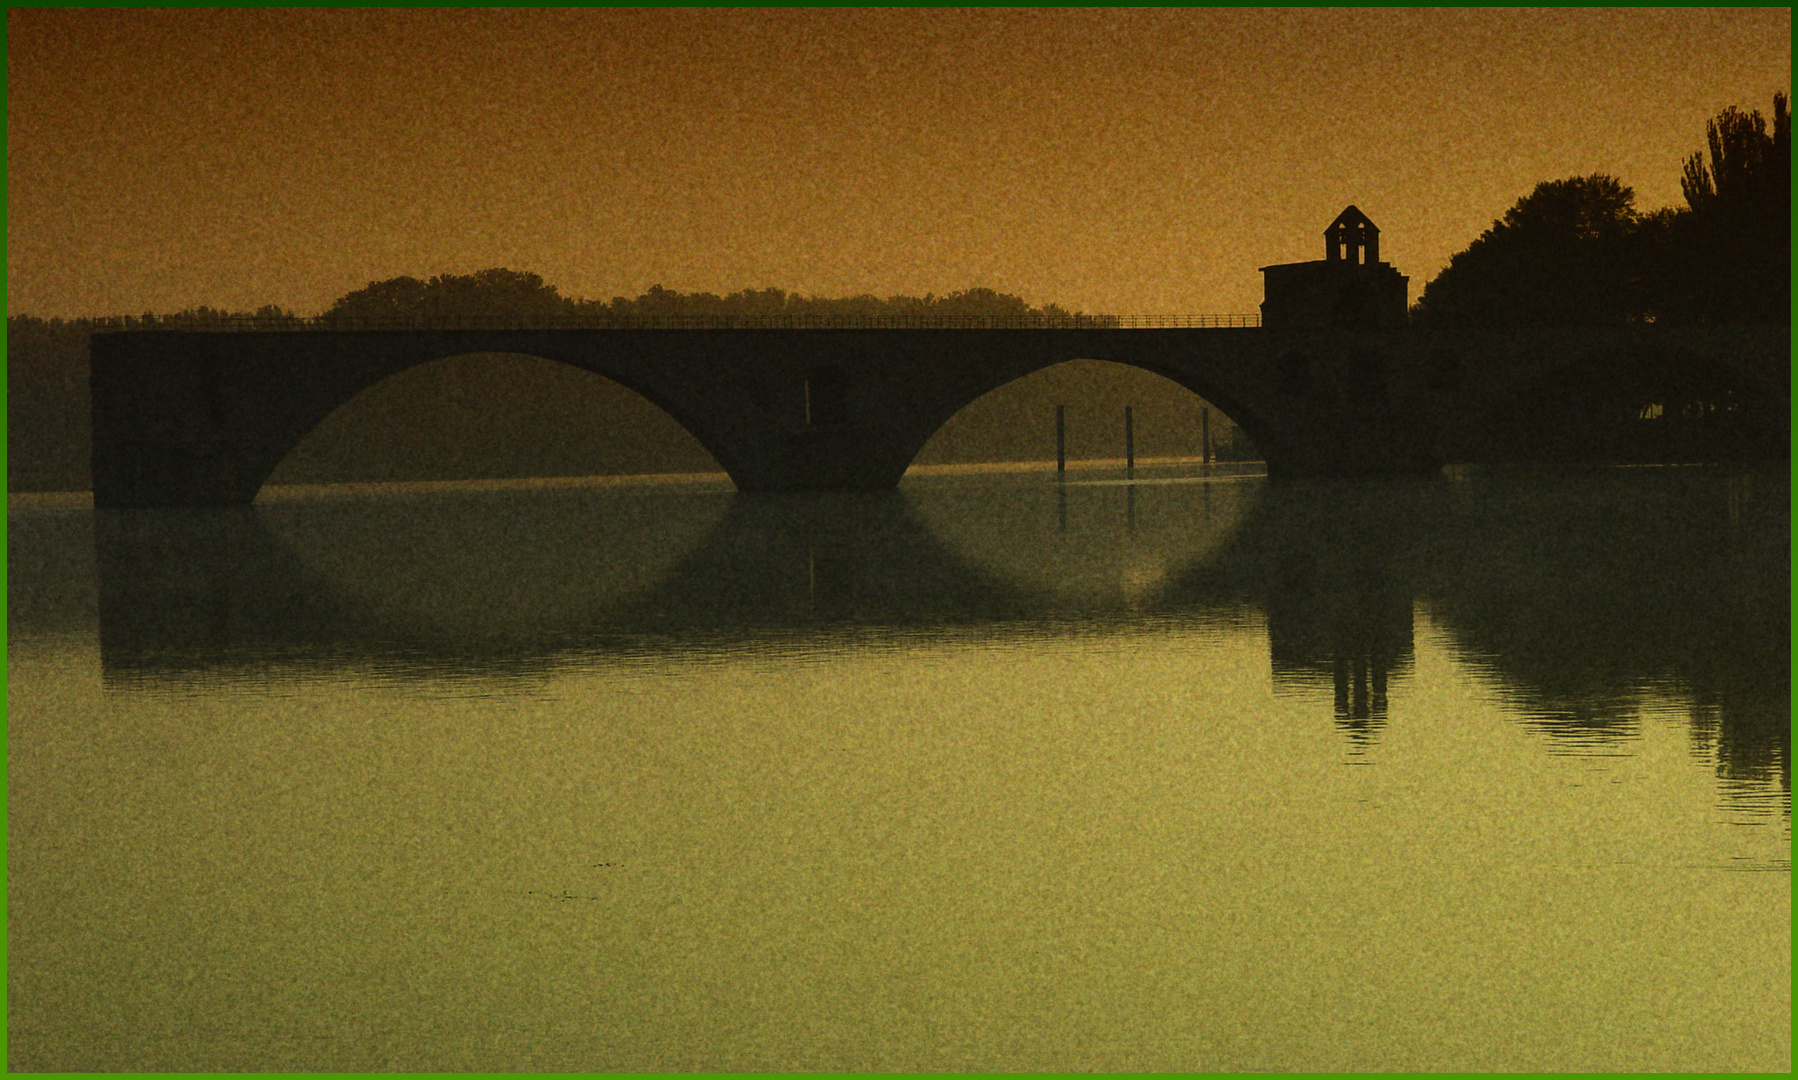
[{"xmin": 7, "ymin": 7, "xmax": 1790, "ymax": 318}]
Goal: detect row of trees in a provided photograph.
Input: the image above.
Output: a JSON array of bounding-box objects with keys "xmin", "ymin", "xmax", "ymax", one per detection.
[
  {"xmin": 319, "ymin": 275, "xmax": 1115, "ymax": 327},
  {"xmin": 36, "ymin": 278, "xmax": 1110, "ymax": 332},
  {"xmin": 1415, "ymin": 93, "xmax": 1789, "ymax": 326}
]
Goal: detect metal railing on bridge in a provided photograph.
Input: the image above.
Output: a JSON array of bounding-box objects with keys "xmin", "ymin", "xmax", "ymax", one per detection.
[{"xmin": 90, "ymin": 312, "xmax": 1262, "ymax": 332}]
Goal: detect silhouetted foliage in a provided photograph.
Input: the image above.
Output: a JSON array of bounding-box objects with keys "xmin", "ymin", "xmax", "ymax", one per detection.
[
  {"xmin": 1661, "ymin": 92, "xmax": 1790, "ymax": 324},
  {"xmin": 322, "ymin": 268, "xmax": 570, "ymax": 324},
  {"xmin": 314, "ymin": 271, "xmax": 1111, "ymax": 327},
  {"xmin": 1417, "ymin": 94, "xmax": 1790, "ymax": 328},
  {"xmin": 568, "ymin": 283, "xmax": 1112, "ymax": 326},
  {"xmin": 1414, "ymin": 175, "xmax": 1646, "ymax": 326},
  {"xmin": 1487, "ymin": 348, "xmax": 1785, "ymax": 464},
  {"xmin": 71, "ymin": 305, "xmax": 305, "ymax": 331},
  {"xmin": 1681, "ymin": 94, "xmax": 1790, "ymax": 217}
]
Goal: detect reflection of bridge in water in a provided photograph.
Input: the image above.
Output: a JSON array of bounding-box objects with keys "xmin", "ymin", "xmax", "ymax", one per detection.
[
  {"xmin": 89, "ymin": 467, "xmax": 1787, "ymax": 801},
  {"xmin": 92, "ymin": 478, "xmax": 1251, "ymax": 678}
]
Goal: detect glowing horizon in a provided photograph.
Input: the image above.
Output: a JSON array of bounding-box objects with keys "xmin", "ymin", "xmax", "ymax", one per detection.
[{"xmin": 7, "ymin": 8, "xmax": 1789, "ymax": 319}]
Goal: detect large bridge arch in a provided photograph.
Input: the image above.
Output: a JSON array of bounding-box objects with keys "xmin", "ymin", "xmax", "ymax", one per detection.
[
  {"xmin": 763, "ymin": 330, "xmax": 1296, "ymax": 485},
  {"xmin": 89, "ymin": 329, "xmax": 801, "ymax": 505},
  {"xmin": 256, "ymin": 349, "xmax": 728, "ymax": 492},
  {"xmin": 907, "ymin": 355, "xmax": 1273, "ymax": 470}
]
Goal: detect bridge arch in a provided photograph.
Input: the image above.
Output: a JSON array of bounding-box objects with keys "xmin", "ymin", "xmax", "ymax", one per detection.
[
  {"xmin": 115, "ymin": 330, "xmax": 783, "ymax": 504},
  {"xmin": 904, "ymin": 354, "xmax": 1277, "ymax": 474},
  {"xmin": 261, "ymin": 350, "xmax": 727, "ymax": 492}
]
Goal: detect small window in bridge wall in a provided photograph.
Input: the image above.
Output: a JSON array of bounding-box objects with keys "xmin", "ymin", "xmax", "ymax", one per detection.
[{"xmin": 806, "ymin": 365, "xmax": 849, "ymax": 426}]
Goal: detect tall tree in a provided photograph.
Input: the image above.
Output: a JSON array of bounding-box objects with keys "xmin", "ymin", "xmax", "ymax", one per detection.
[
  {"xmin": 1681, "ymin": 94, "xmax": 1790, "ymax": 214},
  {"xmin": 1664, "ymin": 93, "xmax": 1789, "ymax": 324},
  {"xmin": 1414, "ymin": 175, "xmax": 1646, "ymax": 326},
  {"xmin": 322, "ymin": 268, "xmax": 574, "ymax": 324}
]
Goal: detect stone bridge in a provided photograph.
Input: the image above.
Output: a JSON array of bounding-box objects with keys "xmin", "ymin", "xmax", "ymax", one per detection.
[{"xmin": 89, "ymin": 323, "xmax": 1787, "ymax": 507}]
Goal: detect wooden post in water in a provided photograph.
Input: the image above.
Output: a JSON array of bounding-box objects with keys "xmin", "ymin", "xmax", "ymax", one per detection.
[
  {"xmin": 1201, "ymin": 407, "xmax": 1211, "ymax": 465},
  {"xmin": 1124, "ymin": 405, "xmax": 1135, "ymax": 472},
  {"xmin": 1056, "ymin": 405, "xmax": 1066, "ymax": 477}
]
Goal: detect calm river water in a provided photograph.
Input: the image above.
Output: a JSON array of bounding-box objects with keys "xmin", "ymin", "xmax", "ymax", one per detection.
[{"xmin": 7, "ymin": 462, "xmax": 1789, "ymax": 1071}]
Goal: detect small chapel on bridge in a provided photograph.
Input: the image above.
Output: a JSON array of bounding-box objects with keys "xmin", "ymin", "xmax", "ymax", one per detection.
[{"xmin": 1259, "ymin": 206, "xmax": 1410, "ymax": 330}]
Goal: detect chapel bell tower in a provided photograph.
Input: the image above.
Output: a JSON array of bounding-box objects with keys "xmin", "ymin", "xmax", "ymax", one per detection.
[{"xmin": 1326, "ymin": 205, "xmax": 1380, "ymax": 265}]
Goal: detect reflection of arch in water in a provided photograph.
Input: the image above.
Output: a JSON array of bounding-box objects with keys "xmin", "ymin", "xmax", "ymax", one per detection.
[
  {"xmin": 93, "ymin": 483, "xmax": 737, "ymax": 685},
  {"xmin": 253, "ymin": 482, "xmax": 735, "ymax": 639},
  {"xmin": 92, "ymin": 464, "xmax": 1789, "ymax": 820},
  {"xmin": 266, "ymin": 352, "xmax": 724, "ymax": 486},
  {"xmin": 94, "ymin": 486, "xmax": 1046, "ymax": 684},
  {"xmin": 92, "ymin": 476, "xmax": 1275, "ymax": 684},
  {"xmin": 902, "ymin": 469, "xmax": 1264, "ymax": 613},
  {"xmin": 599, "ymin": 490, "xmax": 1042, "ymax": 633},
  {"xmin": 95, "ymin": 507, "xmax": 352, "ymax": 685}
]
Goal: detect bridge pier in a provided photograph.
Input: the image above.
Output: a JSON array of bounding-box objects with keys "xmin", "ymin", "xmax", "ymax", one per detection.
[
  {"xmin": 758, "ymin": 424, "xmax": 914, "ymax": 492},
  {"xmin": 88, "ymin": 350, "xmax": 268, "ymax": 506}
]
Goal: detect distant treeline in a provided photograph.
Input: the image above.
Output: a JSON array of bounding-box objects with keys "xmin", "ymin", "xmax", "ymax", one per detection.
[
  {"xmin": 59, "ymin": 281, "xmax": 1118, "ymax": 330},
  {"xmin": 326, "ymin": 279, "xmax": 1120, "ymax": 327},
  {"xmin": 1416, "ymin": 93, "xmax": 1789, "ymax": 327}
]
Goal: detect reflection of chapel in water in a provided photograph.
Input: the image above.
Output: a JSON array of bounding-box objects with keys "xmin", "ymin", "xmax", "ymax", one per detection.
[
  {"xmin": 1267, "ymin": 581, "xmax": 1414, "ymax": 748},
  {"xmin": 1251, "ymin": 484, "xmax": 1418, "ymax": 748}
]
